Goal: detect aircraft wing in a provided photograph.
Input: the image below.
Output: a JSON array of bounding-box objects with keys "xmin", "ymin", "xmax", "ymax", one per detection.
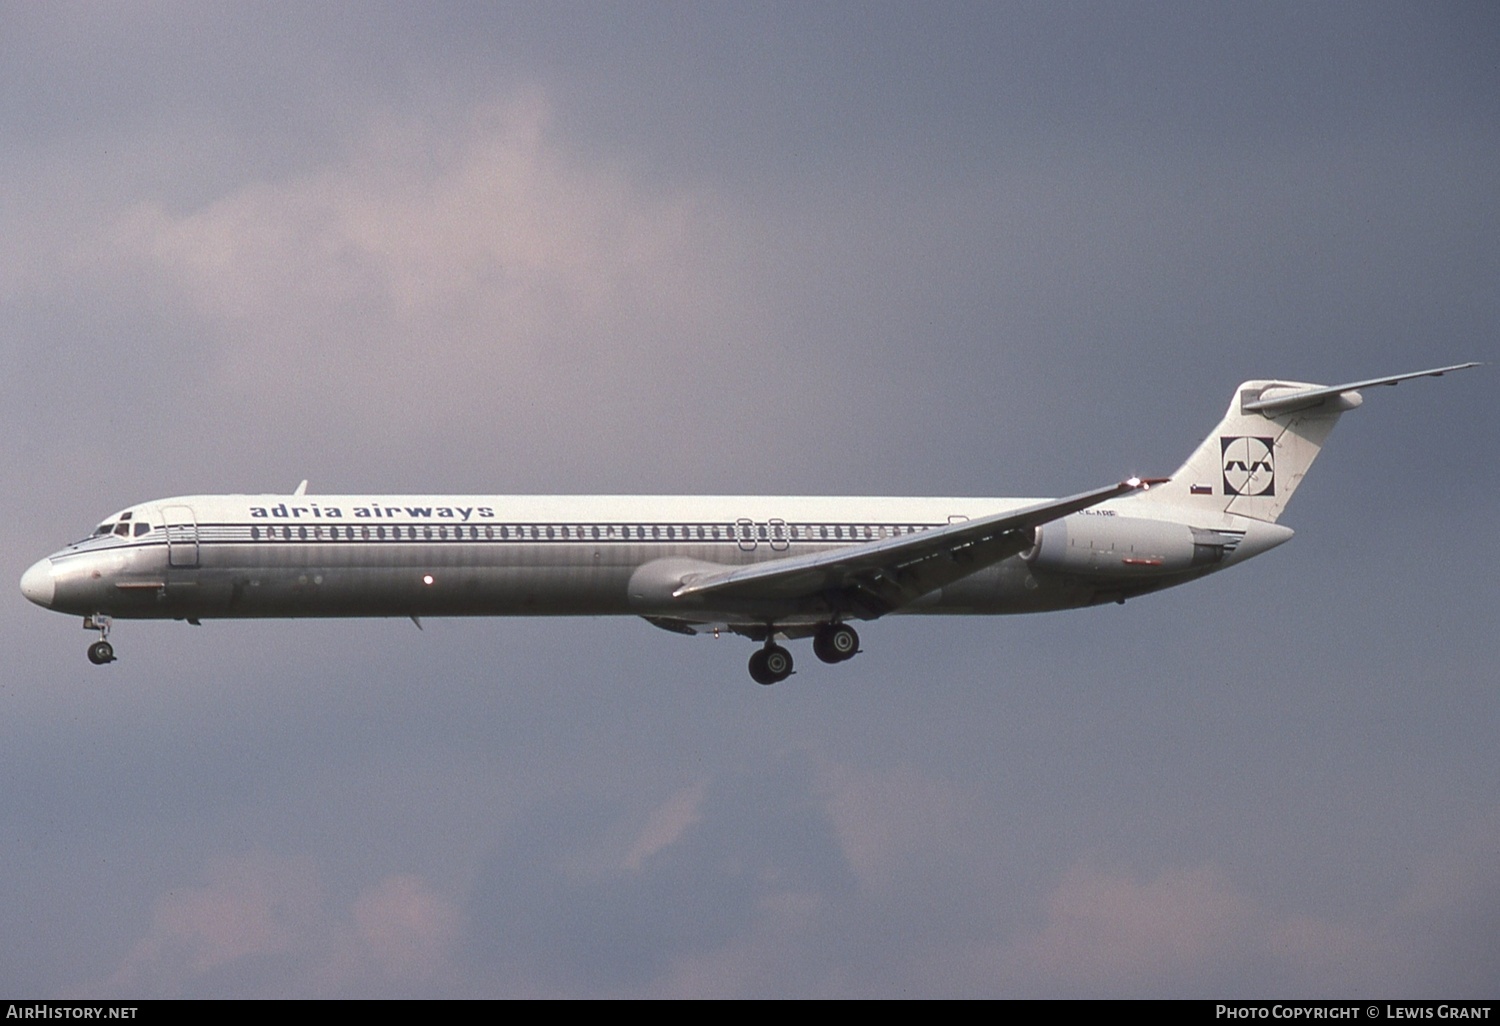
[{"xmin": 672, "ymin": 478, "xmax": 1152, "ymax": 619}]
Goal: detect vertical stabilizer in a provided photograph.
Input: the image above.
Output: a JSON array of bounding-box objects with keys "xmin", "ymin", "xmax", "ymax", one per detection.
[
  {"xmin": 1135, "ymin": 364, "xmax": 1478, "ymax": 523},
  {"xmin": 1137, "ymin": 380, "xmax": 1352, "ymax": 523}
]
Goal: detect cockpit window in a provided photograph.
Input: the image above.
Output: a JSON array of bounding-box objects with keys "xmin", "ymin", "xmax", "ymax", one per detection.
[
  {"xmin": 134, "ymin": 522, "xmax": 151, "ymax": 537},
  {"xmin": 113, "ymin": 523, "xmax": 130, "ymax": 536},
  {"xmin": 94, "ymin": 524, "xmax": 113, "ymax": 536}
]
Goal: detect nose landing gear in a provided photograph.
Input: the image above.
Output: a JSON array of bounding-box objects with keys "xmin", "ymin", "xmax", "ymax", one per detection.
[{"xmin": 84, "ymin": 615, "xmax": 115, "ymax": 665}]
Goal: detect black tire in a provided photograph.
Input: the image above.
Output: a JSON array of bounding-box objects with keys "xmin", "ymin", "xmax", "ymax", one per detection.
[
  {"xmin": 814, "ymin": 624, "xmax": 859, "ymax": 663},
  {"xmin": 762, "ymin": 644, "xmax": 793, "ymax": 681},
  {"xmin": 748, "ymin": 649, "xmax": 776, "ymax": 685},
  {"xmin": 88, "ymin": 641, "xmax": 114, "ymax": 665}
]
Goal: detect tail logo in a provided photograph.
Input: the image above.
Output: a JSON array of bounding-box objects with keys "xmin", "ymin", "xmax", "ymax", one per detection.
[{"xmin": 1221, "ymin": 436, "xmax": 1275, "ymax": 496}]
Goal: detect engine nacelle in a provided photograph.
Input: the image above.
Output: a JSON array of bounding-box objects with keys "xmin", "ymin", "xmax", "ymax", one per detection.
[{"xmin": 1022, "ymin": 515, "xmax": 1227, "ymax": 577}]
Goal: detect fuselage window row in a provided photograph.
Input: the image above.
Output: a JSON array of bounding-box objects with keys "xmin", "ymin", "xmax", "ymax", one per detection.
[{"xmin": 227, "ymin": 522, "xmax": 936, "ymax": 544}]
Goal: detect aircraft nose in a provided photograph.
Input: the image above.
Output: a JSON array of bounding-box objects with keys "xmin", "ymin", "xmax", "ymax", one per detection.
[{"xmin": 21, "ymin": 558, "xmax": 55, "ymax": 608}]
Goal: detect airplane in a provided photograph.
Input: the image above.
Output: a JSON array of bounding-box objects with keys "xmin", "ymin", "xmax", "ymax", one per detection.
[{"xmin": 21, "ymin": 363, "xmax": 1477, "ymax": 684}]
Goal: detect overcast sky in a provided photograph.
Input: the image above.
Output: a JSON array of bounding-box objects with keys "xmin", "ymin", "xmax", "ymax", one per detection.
[{"xmin": 3, "ymin": 2, "xmax": 1496, "ymax": 998}]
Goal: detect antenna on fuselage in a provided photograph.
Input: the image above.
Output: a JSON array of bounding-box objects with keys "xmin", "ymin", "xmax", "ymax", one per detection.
[{"xmin": 293, "ymin": 480, "xmax": 308, "ymax": 496}]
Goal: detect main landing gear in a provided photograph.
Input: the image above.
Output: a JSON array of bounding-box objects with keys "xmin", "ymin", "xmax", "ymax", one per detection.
[
  {"xmin": 748, "ymin": 624, "xmax": 861, "ymax": 684},
  {"xmin": 748, "ymin": 642, "xmax": 794, "ymax": 686},
  {"xmin": 84, "ymin": 614, "xmax": 116, "ymax": 665},
  {"xmin": 813, "ymin": 623, "xmax": 860, "ymax": 664}
]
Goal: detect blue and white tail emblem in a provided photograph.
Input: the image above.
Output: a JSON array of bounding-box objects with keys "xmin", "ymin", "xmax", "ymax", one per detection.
[{"xmin": 1221, "ymin": 436, "xmax": 1275, "ymax": 496}]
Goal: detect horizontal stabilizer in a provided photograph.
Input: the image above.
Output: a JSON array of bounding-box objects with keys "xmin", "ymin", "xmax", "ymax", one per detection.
[{"xmin": 1242, "ymin": 362, "xmax": 1479, "ymax": 415}]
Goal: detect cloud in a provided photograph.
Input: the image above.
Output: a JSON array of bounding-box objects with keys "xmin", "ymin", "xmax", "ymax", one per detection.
[
  {"xmin": 93, "ymin": 853, "xmax": 321, "ymax": 997},
  {"xmin": 1002, "ymin": 863, "xmax": 1258, "ymax": 995},
  {"xmin": 92, "ymin": 854, "xmax": 462, "ymax": 998},
  {"xmin": 74, "ymin": 770, "xmax": 1500, "ymax": 997},
  {"xmin": 86, "ymin": 95, "xmax": 798, "ymax": 473},
  {"xmin": 625, "ymin": 780, "xmax": 708, "ymax": 872},
  {"xmin": 818, "ymin": 760, "xmax": 964, "ymax": 889},
  {"xmin": 3, "ymin": 86, "xmax": 958, "ymax": 495},
  {"xmin": 462, "ymin": 756, "xmax": 858, "ymax": 995},
  {"xmin": 986, "ymin": 809, "xmax": 1500, "ymax": 998},
  {"xmin": 316, "ymin": 874, "xmax": 462, "ymax": 996}
]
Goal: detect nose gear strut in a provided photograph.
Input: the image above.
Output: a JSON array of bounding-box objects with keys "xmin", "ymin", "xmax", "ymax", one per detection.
[{"xmin": 84, "ymin": 614, "xmax": 115, "ymax": 665}]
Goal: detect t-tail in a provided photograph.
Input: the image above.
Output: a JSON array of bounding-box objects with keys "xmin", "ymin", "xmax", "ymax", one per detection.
[{"xmin": 1137, "ymin": 363, "xmax": 1479, "ymax": 523}]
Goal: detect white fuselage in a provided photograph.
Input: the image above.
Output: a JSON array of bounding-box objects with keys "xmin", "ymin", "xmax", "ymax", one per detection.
[{"xmin": 22, "ymin": 492, "xmax": 1292, "ymax": 630}]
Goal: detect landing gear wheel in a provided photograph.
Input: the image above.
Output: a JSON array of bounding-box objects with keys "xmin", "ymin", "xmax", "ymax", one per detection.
[
  {"xmin": 87, "ymin": 640, "xmax": 115, "ymax": 665},
  {"xmin": 748, "ymin": 644, "xmax": 794, "ymax": 685},
  {"xmin": 813, "ymin": 623, "xmax": 860, "ymax": 663},
  {"xmin": 762, "ymin": 643, "xmax": 793, "ymax": 681}
]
